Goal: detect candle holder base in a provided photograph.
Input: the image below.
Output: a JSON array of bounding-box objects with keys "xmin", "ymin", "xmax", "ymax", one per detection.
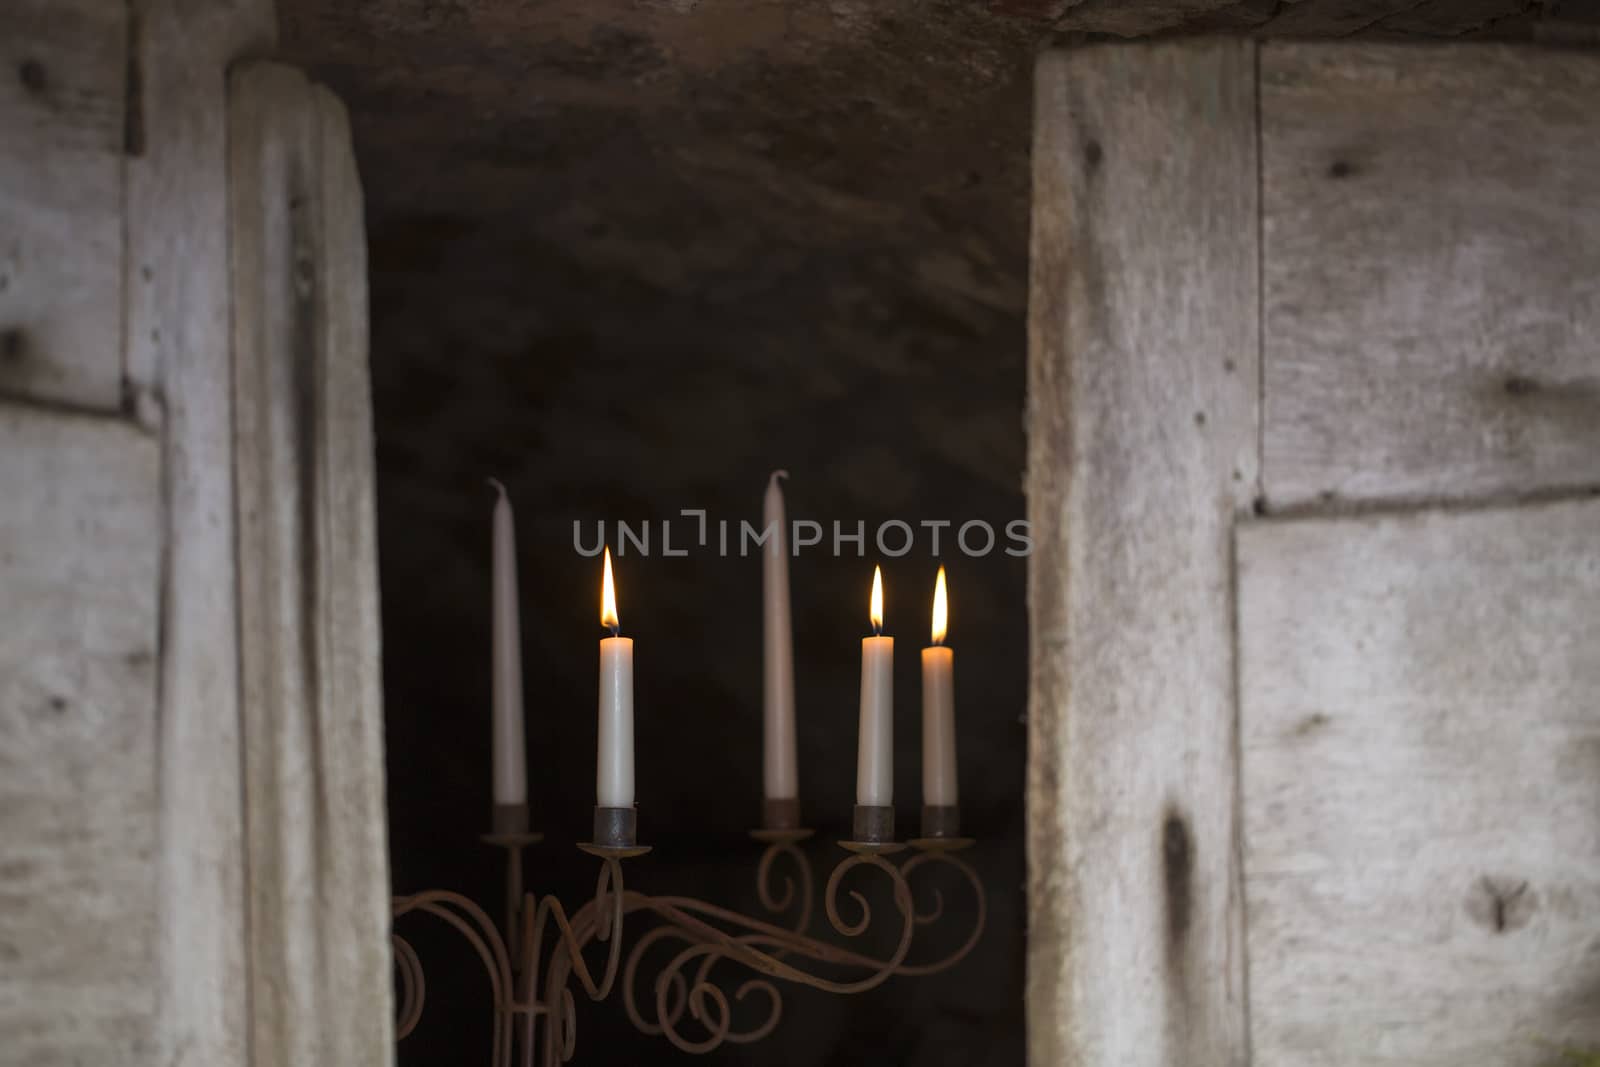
[
  {"xmin": 396, "ymin": 816, "xmax": 987, "ymax": 1066},
  {"xmin": 919, "ymin": 804, "xmax": 961, "ymax": 840},
  {"xmin": 850, "ymin": 803, "xmax": 895, "ymax": 844},
  {"xmin": 591, "ymin": 804, "xmax": 638, "ymax": 849},
  {"xmin": 761, "ymin": 795, "xmax": 803, "ymax": 831},
  {"xmin": 577, "ymin": 842, "xmax": 652, "ymax": 860},
  {"xmin": 479, "ymin": 815, "xmax": 543, "ymax": 960},
  {"xmin": 490, "ymin": 802, "xmax": 533, "ymax": 837}
]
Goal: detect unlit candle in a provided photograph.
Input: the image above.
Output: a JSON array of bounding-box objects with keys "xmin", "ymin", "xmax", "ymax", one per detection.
[
  {"xmin": 762, "ymin": 471, "xmax": 798, "ymax": 802},
  {"xmin": 490, "ymin": 479, "xmax": 527, "ymax": 807}
]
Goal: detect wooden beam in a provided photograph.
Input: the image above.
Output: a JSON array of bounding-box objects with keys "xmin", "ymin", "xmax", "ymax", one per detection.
[
  {"xmin": 1238, "ymin": 498, "xmax": 1600, "ymax": 1065},
  {"xmin": 124, "ymin": 2, "xmax": 276, "ymax": 1064},
  {"xmin": 230, "ymin": 61, "xmax": 393, "ymax": 1067},
  {"xmin": 1027, "ymin": 41, "xmax": 1258, "ymax": 1067},
  {"xmin": 1260, "ymin": 43, "xmax": 1600, "ymax": 510}
]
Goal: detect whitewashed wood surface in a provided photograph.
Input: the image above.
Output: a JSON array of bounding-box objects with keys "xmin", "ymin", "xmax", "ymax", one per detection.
[
  {"xmin": 1261, "ymin": 43, "xmax": 1600, "ymax": 510},
  {"xmin": 231, "ymin": 61, "xmax": 394, "ymax": 1067},
  {"xmin": 0, "ymin": 0, "xmax": 127, "ymax": 410},
  {"xmin": 0, "ymin": 405, "xmax": 161, "ymax": 1064},
  {"xmin": 126, "ymin": 3, "xmax": 277, "ymax": 1063},
  {"xmin": 1027, "ymin": 40, "xmax": 1257, "ymax": 1067},
  {"xmin": 1239, "ymin": 498, "xmax": 1600, "ymax": 1066}
]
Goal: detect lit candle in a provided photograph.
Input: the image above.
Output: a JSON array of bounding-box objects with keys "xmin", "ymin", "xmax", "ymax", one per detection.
[
  {"xmin": 762, "ymin": 471, "xmax": 798, "ymax": 803},
  {"xmin": 597, "ymin": 547, "xmax": 635, "ymax": 809},
  {"xmin": 922, "ymin": 567, "xmax": 957, "ymax": 807},
  {"xmin": 490, "ymin": 479, "xmax": 527, "ymax": 808},
  {"xmin": 856, "ymin": 565, "xmax": 894, "ymax": 806}
]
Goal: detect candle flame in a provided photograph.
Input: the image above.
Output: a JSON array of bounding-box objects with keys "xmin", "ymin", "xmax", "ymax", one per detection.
[
  {"xmin": 931, "ymin": 566, "xmax": 948, "ymax": 645},
  {"xmin": 601, "ymin": 547, "xmax": 619, "ymax": 633},
  {"xmin": 869, "ymin": 565, "xmax": 884, "ymax": 635}
]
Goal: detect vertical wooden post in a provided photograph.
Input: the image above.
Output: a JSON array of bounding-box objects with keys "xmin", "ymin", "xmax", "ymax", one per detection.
[
  {"xmin": 5, "ymin": 6, "xmax": 387, "ymax": 1064},
  {"xmin": 230, "ymin": 61, "xmax": 392, "ymax": 1067},
  {"xmin": 1026, "ymin": 41, "xmax": 1258, "ymax": 1067},
  {"xmin": 126, "ymin": 4, "xmax": 275, "ymax": 1064}
]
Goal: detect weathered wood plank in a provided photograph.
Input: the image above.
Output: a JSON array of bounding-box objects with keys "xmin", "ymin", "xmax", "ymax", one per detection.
[
  {"xmin": 309, "ymin": 80, "xmax": 393, "ymax": 1062},
  {"xmin": 124, "ymin": 3, "xmax": 276, "ymax": 1064},
  {"xmin": 0, "ymin": 0, "xmax": 126, "ymax": 410},
  {"xmin": 1026, "ymin": 42, "xmax": 1257, "ymax": 1067},
  {"xmin": 1238, "ymin": 498, "xmax": 1600, "ymax": 1066},
  {"xmin": 230, "ymin": 62, "xmax": 393, "ymax": 1067},
  {"xmin": 0, "ymin": 404, "xmax": 161, "ymax": 1065},
  {"xmin": 1261, "ymin": 43, "xmax": 1600, "ymax": 509}
]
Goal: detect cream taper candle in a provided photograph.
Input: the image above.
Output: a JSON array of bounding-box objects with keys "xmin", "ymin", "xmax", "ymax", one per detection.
[
  {"xmin": 762, "ymin": 470, "xmax": 798, "ymax": 802},
  {"xmin": 490, "ymin": 479, "xmax": 527, "ymax": 807},
  {"xmin": 921, "ymin": 567, "xmax": 957, "ymax": 807},
  {"xmin": 856, "ymin": 565, "xmax": 894, "ymax": 806},
  {"xmin": 597, "ymin": 547, "xmax": 635, "ymax": 808}
]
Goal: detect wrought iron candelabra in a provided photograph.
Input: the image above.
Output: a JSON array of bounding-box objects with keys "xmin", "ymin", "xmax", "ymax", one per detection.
[{"xmin": 392, "ymin": 800, "xmax": 986, "ymax": 1065}]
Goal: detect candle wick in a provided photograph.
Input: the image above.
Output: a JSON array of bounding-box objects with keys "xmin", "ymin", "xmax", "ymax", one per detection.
[
  {"xmin": 487, "ymin": 476, "xmax": 507, "ymax": 499},
  {"xmin": 609, "ymin": 623, "xmax": 620, "ymax": 638},
  {"xmin": 873, "ymin": 622, "xmax": 882, "ymax": 638}
]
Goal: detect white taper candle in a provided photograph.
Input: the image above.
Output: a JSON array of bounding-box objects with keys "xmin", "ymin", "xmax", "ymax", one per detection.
[
  {"xmin": 922, "ymin": 567, "xmax": 957, "ymax": 806},
  {"xmin": 762, "ymin": 471, "xmax": 798, "ymax": 801},
  {"xmin": 490, "ymin": 479, "xmax": 527, "ymax": 807},
  {"xmin": 597, "ymin": 548, "xmax": 635, "ymax": 808},
  {"xmin": 856, "ymin": 566, "xmax": 894, "ymax": 806}
]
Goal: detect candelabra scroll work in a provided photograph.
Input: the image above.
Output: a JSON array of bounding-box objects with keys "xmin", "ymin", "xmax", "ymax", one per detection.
[{"xmin": 391, "ymin": 833, "xmax": 986, "ymax": 1066}]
